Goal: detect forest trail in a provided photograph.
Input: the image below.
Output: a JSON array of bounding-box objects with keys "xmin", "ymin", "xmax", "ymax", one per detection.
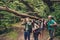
[
  {"xmin": 17, "ymin": 30, "xmax": 49, "ymax": 40},
  {"xmin": 13, "ymin": 22, "xmax": 50, "ymax": 40},
  {"xmin": 16, "ymin": 22, "xmax": 60, "ymax": 40},
  {"xmin": 0, "ymin": 22, "xmax": 60, "ymax": 40},
  {"xmin": 17, "ymin": 28, "xmax": 60, "ymax": 40}
]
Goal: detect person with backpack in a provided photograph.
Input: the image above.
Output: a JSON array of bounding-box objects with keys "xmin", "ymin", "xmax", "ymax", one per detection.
[
  {"xmin": 23, "ymin": 17, "xmax": 32, "ymax": 40},
  {"xmin": 47, "ymin": 15, "xmax": 57, "ymax": 40},
  {"xmin": 38, "ymin": 17, "xmax": 47, "ymax": 40},
  {"xmin": 32, "ymin": 19, "xmax": 40, "ymax": 40}
]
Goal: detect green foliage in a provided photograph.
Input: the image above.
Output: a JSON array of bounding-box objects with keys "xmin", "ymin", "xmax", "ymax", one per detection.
[
  {"xmin": 26, "ymin": 0, "xmax": 48, "ymax": 16},
  {"xmin": 0, "ymin": 11, "xmax": 20, "ymax": 31},
  {"xmin": 51, "ymin": 3, "xmax": 60, "ymax": 23},
  {"xmin": 0, "ymin": 0, "xmax": 49, "ymax": 29},
  {"xmin": 6, "ymin": 31, "xmax": 18, "ymax": 40},
  {"xmin": 0, "ymin": 0, "xmax": 50, "ymax": 16}
]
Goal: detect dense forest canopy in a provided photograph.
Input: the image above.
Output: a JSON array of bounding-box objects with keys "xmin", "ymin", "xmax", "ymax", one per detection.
[{"xmin": 0, "ymin": 0, "xmax": 60, "ymax": 32}]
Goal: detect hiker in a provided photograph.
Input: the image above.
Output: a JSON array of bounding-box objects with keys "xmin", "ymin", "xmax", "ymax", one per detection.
[
  {"xmin": 47, "ymin": 15, "xmax": 57, "ymax": 40},
  {"xmin": 23, "ymin": 17, "xmax": 32, "ymax": 40},
  {"xmin": 32, "ymin": 19, "xmax": 40, "ymax": 40},
  {"xmin": 42, "ymin": 18, "xmax": 47, "ymax": 37},
  {"xmin": 38, "ymin": 18, "xmax": 47, "ymax": 40}
]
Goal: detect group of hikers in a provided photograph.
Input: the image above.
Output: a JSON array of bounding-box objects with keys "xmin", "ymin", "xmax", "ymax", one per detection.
[{"xmin": 23, "ymin": 15, "xmax": 57, "ymax": 40}]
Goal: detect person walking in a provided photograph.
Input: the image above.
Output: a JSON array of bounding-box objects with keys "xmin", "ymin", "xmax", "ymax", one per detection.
[
  {"xmin": 23, "ymin": 17, "xmax": 32, "ymax": 40},
  {"xmin": 47, "ymin": 15, "xmax": 57, "ymax": 40},
  {"xmin": 39, "ymin": 18, "xmax": 47, "ymax": 40},
  {"xmin": 32, "ymin": 19, "xmax": 40, "ymax": 40}
]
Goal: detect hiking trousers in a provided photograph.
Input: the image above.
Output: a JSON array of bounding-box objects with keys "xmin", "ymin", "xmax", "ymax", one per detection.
[
  {"xmin": 49, "ymin": 30, "xmax": 54, "ymax": 40},
  {"xmin": 24, "ymin": 31, "xmax": 30, "ymax": 40}
]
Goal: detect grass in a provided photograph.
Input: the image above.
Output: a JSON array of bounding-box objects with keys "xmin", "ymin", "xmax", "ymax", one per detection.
[{"xmin": 6, "ymin": 31, "xmax": 18, "ymax": 40}]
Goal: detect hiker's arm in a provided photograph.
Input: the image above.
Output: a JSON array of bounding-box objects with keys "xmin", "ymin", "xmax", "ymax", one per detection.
[
  {"xmin": 36, "ymin": 24, "xmax": 40, "ymax": 28},
  {"xmin": 32, "ymin": 24, "xmax": 39, "ymax": 31},
  {"xmin": 50, "ymin": 22, "xmax": 57, "ymax": 26}
]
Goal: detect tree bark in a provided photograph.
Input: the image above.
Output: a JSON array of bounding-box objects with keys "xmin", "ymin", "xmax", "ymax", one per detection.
[{"xmin": 0, "ymin": 6, "xmax": 38, "ymax": 19}]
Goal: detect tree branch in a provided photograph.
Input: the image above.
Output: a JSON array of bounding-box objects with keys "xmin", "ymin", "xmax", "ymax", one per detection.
[{"xmin": 0, "ymin": 6, "xmax": 38, "ymax": 19}]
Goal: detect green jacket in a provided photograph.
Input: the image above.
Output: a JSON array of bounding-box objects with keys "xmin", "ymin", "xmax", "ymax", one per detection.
[{"xmin": 25, "ymin": 22, "xmax": 32, "ymax": 32}]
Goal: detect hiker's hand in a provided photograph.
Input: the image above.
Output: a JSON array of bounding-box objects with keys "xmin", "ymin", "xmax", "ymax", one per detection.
[{"xmin": 50, "ymin": 24, "xmax": 53, "ymax": 26}]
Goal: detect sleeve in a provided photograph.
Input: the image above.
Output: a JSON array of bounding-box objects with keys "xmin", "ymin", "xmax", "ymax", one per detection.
[{"xmin": 52, "ymin": 20, "xmax": 56, "ymax": 24}]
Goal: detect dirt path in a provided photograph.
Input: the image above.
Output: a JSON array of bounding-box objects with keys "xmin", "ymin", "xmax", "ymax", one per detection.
[
  {"xmin": 0, "ymin": 22, "xmax": 59, "ymax": 40},
  {"xmin": 16, "ymin": 23, "xmax": 60, "ymax": 40},
  {"xmin": 0, "ymin": 27, "xmax": 59, "ymax": 40},
  {"xmin": 17, "ymin": 29, "xmax": 60, "ymax": 40},
  {"xmin": 17, "ymin": 29, "xmax": 49, "ymax": 40},
  {"xmin": 15, "ymin": 22, "xmax": 49, "ymax": 40}
]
